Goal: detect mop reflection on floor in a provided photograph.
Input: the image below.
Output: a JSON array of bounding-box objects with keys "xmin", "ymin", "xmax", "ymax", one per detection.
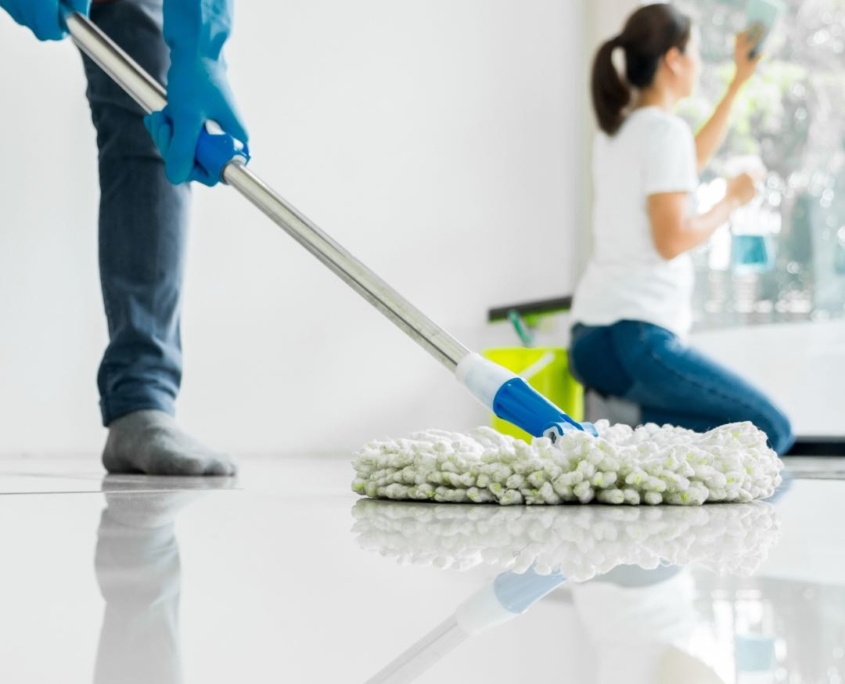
[
  {"xmin": 352, "ymin": 499, "xmax": 782, "ymax": 579},
  {"xmin": 354, "ymin": 500, "xmax": 784, "ymax": 684}
]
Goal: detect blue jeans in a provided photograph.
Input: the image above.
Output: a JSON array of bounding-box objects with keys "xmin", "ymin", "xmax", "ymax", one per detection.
[
  {"xmin": 81, "ymin": 0, "xmax": 189, "ymax": 426},
  {"xmin": 569, "ymin": 320, "xmax": 794, "ymax": 455}
]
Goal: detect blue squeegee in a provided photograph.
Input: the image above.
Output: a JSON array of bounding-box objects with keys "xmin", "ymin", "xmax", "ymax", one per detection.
[{"xmin": 64, "ymin": 10, "xmax": 595, "ymax": 443}]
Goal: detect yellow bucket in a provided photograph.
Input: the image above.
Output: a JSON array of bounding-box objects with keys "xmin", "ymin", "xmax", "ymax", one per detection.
[{"xmin": 482, "ymin": 347, "xmax": 584, "ymax": 442}]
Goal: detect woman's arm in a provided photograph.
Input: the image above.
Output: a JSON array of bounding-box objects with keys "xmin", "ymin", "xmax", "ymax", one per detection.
[
  {"xmin": 694, "ymin": 31, "xmax": 761, "ymax": 172},
  {"xmin": 648, "ymin": 174, "xmax": 758, "ymax": 260}
]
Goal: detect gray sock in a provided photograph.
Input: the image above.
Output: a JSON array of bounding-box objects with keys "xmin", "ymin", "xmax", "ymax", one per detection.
[{"xmin": 103, "ymin": 410, "xmax": 238, "ymax": 476}]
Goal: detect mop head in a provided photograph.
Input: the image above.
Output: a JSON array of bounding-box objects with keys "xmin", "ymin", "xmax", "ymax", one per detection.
[
  {"xmin": 352, "ymin": 499, "xmax": 780, "ymax": 580},
  {"xmin": 352, "ymin": 420, "xmax": 783, "ymax": 506}
]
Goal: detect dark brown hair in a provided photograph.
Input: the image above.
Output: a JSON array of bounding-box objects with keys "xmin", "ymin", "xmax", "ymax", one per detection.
[{"xmin": 591, "ymin": 4, "xmax": 692, "ymax": 136}]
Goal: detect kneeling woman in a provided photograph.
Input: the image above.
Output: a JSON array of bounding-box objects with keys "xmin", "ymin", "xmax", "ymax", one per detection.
[{"xmin": 570, "ymin": 3, "xmax": 793, "ymax": 454}]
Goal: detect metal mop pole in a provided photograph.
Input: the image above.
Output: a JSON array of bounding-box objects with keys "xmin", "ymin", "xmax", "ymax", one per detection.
[{"xmin": 65, "ymin": 11, "xmax": 591, "ymax": 440}]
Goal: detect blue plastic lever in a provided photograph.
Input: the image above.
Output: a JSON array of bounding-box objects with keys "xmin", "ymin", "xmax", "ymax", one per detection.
[
  {"xmin": 195, "ymin": 122, "xmax": 251, "ymax": 183},
  {"xmin": 493, "ymin": 569, "xmax": 567, "ymax": 614}
]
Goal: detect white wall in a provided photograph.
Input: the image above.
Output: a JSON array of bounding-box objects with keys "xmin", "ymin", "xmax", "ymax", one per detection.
[
  {"xmin": 577, "ymin": 0, "xmax": 642, "ymax": 268},
  {"xmin": 0, "ymin": 0, "xmax": 588, "ymax": 455},
  {"xmin": 692, "ymin": 321, "xmax": 845, "ymax": 438}
]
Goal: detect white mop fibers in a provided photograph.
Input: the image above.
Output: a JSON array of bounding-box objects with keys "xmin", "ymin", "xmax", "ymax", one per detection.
[
  {"xmin": 352, "ymin": 500, "xmax": 781, "ymax": 580},
  {"xmin": 352, "ymin": 421, "xmax": 783, "ymax": 506}
]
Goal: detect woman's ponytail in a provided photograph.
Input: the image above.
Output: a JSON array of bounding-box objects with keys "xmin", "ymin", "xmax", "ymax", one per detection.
[{"xmin": 591, "ymin": 36, "xmax": 630, "ymax": 136}]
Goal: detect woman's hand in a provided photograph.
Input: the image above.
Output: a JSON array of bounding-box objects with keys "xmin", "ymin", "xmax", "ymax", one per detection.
[
  {"xmin": 725, "ymin": 172, "xmax": 761, "ymax": 209},
  {"xmin": 733, "ymin": 29, "xmax": 763, "ymax": 88},
  {"xmin": 648, "ymin": 171, "xmax": 762, "ymax": 261}
]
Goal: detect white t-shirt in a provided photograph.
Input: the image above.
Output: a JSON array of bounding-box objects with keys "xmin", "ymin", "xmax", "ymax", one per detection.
[{"xmin": 571, "ymin": 107, "xmax": 700, "ymax": 337}]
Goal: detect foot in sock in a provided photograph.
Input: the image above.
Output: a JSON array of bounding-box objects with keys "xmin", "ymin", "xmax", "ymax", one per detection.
[{"xmin": 103, "ymin": 410, "xmax": 238, "ymax": 476}]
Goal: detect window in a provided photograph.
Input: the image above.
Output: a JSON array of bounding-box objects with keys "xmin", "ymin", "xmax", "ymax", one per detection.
[{"xmin": 677, "ymin": 0, "xmax": 845, "ymax": 330}]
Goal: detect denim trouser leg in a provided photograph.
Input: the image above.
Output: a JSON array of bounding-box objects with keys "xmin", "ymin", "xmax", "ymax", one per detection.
[
  {"xmin": 569, "ymin": 321, "xmax": 795, "ymax": 455},
  {"xmin": 81, "ymin": 0, "xmax": 190, "ymax": 426}
]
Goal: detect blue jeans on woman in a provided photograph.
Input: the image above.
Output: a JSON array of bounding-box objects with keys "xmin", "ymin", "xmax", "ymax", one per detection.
[
  {"xmin": 568, "ymin": 320, "xmax": 794, "ymax": 455},
  {"xmin": 81, "ymin": 0, "xmax": 189, "ymax": 426}
]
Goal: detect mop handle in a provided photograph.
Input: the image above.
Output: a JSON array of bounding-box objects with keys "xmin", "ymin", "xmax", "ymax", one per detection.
[
  {"xmin": 64, "ymin": 11, "xmax": 471, "ymax": 372},
  {"xmin": 65, "ymin": 11, "xmax": 592, "ymax": 439}
]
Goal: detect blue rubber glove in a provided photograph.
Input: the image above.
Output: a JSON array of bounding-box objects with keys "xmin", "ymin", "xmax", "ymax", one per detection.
[
  {"xmin": 143, "ymin": 0, "xmax": 248, "ymax": 187},
  {"xmin": 0, "ymin": 0, "xmax": 89, "ymax": 41}
]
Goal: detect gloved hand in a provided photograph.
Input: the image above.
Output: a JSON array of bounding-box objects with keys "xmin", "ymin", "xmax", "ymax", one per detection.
[
  {"xmin": 0, "ymin": 0, "xmax": 89, "ymax": 41},
  {"xmin": 144, "ymin": 0, "xmax": 248, "ymax": 187}
]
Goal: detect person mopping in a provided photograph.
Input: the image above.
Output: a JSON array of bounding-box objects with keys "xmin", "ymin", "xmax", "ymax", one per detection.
[{"xmin": 1, "ymin": 0, "xmax": 247, "ymax": 474}]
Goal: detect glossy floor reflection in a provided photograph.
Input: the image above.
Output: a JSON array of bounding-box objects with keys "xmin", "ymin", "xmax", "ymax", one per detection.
[{"xmin": 0, "ymin": 457, "xmax": 842, "ymax": 683}]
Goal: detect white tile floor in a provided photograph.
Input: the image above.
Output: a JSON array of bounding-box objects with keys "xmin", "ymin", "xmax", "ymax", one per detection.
[{"xmin": 0, "ymin": 456, "xmax": 842, "ymax": 684}]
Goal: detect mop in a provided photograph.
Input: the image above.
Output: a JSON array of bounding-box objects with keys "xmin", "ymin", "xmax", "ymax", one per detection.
[
  {"xmin": 64, "ymin": 12, "xmax": 782, "ymax": 506},
  {"xmin": 352, "ymin": 421, "xmax": 783, "ymax": 506}
]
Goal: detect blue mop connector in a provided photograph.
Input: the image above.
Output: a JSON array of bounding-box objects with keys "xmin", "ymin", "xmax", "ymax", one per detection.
[
  {"xmin": 196, "ymin": 121, "xmax": 251, "ymax": 183},
  {"xmin": 456, "ymin": 353, "xmax": 597, "ymax": 441},
  {"xmin": 492, "ymin": 569, "xmax": 566, "ymax": 614},
  {"xmin": 455, "ymin": 569, "xmax": 566, "ymax": 635}
]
